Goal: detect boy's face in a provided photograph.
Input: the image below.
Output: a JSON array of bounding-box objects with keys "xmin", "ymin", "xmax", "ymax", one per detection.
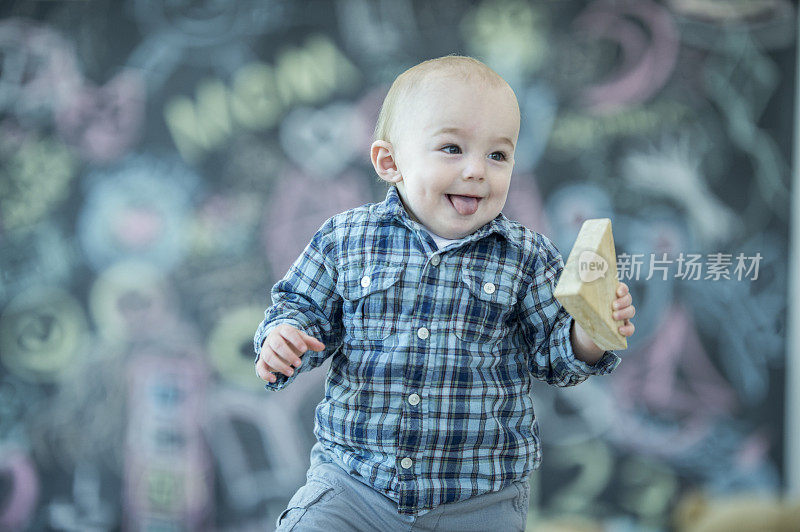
[{"xmin": 373, "ymin": 74, "xmax": 520, "ymax": 240}]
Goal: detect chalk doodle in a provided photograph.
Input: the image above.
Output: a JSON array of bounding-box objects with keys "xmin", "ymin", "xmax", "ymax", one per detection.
[
  {"xmin": 54, "ymin": 69, "xmax": 146, "ymax": 164},
  {"xmin": 667, "ymin": 0, "xmax": 796, "ymax": 51},
  {"xmin": 548, "ymin": 99, "xmax": 694, "ymax": 153},
  {"xmin": 0, "ymin": 135, "xmax": 77, "ymax": 233},
  {"xmin": 0, "ymin": 448, "xmax": 39, "ymax": 531},
  {"xmin": 460, "ymin": 0, "xmax": 546, "ymax": 88},
  {"xmin": 203, "ymin": 380, "xmax": 326, "ymax": 513},
  {"xmin": 207, "ymin": 306, "xmax": 274, "ymax": 391},
  {"xmin": 620, "ymin": 134, "xmax": 742, "ymax": 248},
  {"xmin": 703, "ymin": 30, "xmax": 791, "ymax": 222},
  {"xmin": 574, "ymin": 0, "xmax": 679, "ymax": 114},
  {"xmin": 124, "ymin": 354, "xmax": 213, "ymax": 530},
  {"xmin": 0, "ymin": 286, "xmax": 90, "ymax": 384},
  {"xmin": 684, "ymin": 234, "xmax": 787, "ymax": 405},
  {"xmin": 544, "ymin": 182, "xmax": 615, "ymax": 255},
  {"xmin": 77, "ymin": 154, "xmax": 199, "ymax": 272},
  {"xmin": 0, "ymin": 19, "xmax": 83, "ymax": 121},
  {"xmin": 88, "ymin": 260, "xmax": 178, "ymax": 343},
  {"xmin": 278, "ymin": 102, "xmax": 363, "ymax": 179},
  {"xmin": 165, "ymin": 35, "xmax": 361, "ymax": 162},
  {"xmin": 542, "ymin": 439, "xmax": 613, "ymax": 518}
]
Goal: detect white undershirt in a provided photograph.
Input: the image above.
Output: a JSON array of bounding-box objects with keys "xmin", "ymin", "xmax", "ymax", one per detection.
[{"xmin": 420, "ymin": 224, "xmax": 467, "ymax": 250}]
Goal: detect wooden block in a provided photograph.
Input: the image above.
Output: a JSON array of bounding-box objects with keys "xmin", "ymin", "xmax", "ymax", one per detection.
[{"xmin": 553, "ymin": 218, "xmax": 627, "ymax": 351}]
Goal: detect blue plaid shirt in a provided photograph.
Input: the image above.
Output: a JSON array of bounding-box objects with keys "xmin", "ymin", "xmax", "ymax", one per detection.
[{"xmin": 255, "ymin": 185, "xmax": 620, "ymax": 515}]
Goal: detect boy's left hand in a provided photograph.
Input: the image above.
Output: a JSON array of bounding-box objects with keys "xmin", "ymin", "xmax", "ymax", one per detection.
[{"xmin": 613, "ymin": 282, "xmax": 635, "ymax": 337}]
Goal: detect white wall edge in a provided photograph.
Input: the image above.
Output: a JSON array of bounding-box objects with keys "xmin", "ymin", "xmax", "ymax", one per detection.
[{"xmin": 785, "ymin": 8, "xmax": 800, "ymax": 497}]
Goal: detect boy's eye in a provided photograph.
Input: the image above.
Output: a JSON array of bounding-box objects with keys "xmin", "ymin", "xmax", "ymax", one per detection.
[
  {"xmin": 442, "ymin": 145, "xmax": 461, "ymax": 154},
  {"xmin": 489, "ymin": 151, "xmax": 507, "ymax": 161}
]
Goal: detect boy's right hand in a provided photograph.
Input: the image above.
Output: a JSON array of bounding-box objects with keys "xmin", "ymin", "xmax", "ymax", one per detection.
[{"xmin": 255, "ymin": 323, "xmax": 326, "ymax": 383}]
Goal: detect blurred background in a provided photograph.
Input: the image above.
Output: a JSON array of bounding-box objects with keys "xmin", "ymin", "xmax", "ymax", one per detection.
[{"xmin": 0, "ymin": 0, "xmax": 797, "ymax": 530}]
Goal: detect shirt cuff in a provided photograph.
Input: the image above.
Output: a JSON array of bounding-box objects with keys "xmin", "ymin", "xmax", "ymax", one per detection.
[{"xmin": 561, "ymin": 315, "xmax": 622, "ymax": 376}]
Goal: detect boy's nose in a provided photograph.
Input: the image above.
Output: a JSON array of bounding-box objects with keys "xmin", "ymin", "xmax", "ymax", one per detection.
[{"xmin": 462, "ymin": 155, "xmax": 486, "ymax": 181}]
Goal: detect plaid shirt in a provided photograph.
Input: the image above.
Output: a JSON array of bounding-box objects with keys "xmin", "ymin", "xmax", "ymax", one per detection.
[{"xmin": 254, "ymin": 185, "xmax": 620, "ymax": 515}]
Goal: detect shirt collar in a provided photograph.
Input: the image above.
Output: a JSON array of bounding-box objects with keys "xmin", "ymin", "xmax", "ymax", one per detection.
[{"xmin": 375, "ymin": 184, "xmax": 516, "ymax": 244}]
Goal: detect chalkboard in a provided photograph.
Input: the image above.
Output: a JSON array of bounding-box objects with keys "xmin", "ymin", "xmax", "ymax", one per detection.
[{"xmin": 0, "ymin": 0, "xmax": 794, "ymax": 530}]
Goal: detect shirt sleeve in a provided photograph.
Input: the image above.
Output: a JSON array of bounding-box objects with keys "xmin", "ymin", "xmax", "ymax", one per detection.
[
  {"xmin": 254, "ymin": 218, "xmax": 344, "ymax": 391},
  {"xmin": 515, "ymin": 233, "xmax": 621, "ymax": 387}
]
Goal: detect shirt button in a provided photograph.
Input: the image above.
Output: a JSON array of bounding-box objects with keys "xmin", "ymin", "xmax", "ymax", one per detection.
[
  {"xmin": 400, "ymin": 457, "xmax": 413, "ymax": 469},
  {"xmin": 408, "ymin": 393, "xmax": 421, "ymax": 406},
  {"xmin": 361, "ymin": 275, "xmax": 371, "ymax": 288},
  {"xmin": 430, "ymin": 255, "xmax": 441, "ymax": 266},
  {"xmin": 417, "ymin": 327, "xmax": 429, "ymax": 340},
  {"xmin": 483, "ymin": 282, "xmax": 496, "ymax": 294}
]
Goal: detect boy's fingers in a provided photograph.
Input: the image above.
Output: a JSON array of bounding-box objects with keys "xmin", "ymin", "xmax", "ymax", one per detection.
[
  {"xmin": 255, "ymin": 359, "xmax": 277, "ymax": 382},
  {"xmin": 268, "ymin": 331, "xmax": 302, "ymax": 360},
  {"xmin": 263, "ymin": 341, "xmax": 296, "ymax": 377},
  {"xmin": 618, "ymin": 320, "xmax": 635, "ymax": 336},
  {"xmin": 614, "ymin": 305, "xmax": 635, "ymax": 321},
  {"xmin": 300, "ymin": 331, "xmax": 326, "ymax": 351},
  {"xmin": 616, "ymin": 282, "xmax": 629, "ymax": 297},
  {"xmin": 279, "ymin": 328, "xmax": 309, "ymax": 363},
  {"xmin": 613, "ymin": 293, "xmax": 632, "ymax": 310}
]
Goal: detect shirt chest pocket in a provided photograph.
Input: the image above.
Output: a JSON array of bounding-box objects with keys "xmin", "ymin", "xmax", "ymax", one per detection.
[
  {"xmin": 340, "ymin": 264, "xmax": 405, "ymax": 341},
  {"xmin": 453, "ymin": 265, "xmax": 520, "ymax": 344}
]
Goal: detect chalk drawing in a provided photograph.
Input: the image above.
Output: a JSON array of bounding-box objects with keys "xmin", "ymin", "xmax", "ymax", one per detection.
[
  {"xmin": 574, "ymin": 0, "xmax": 679, "ymax": 114},
  {"xmin": 55, "ymin": 69, "xmax": 146, "ymax": 164},
  {"xmin": 88, "ymin": 261, "xmax": 178, "ymax": 343},
  {"xmin": 165, "ymin": 36, "xmax": 361, "ymax": 162},
  {"xmin": 0, "ymin": 135, "xmax": 77, "ymax": 232},
  {"xmin": 620, "ymin": 134, "xmax": 741, "ymax": 247},
  {"xmin": 461, "ymin": 0, "xmax": 546, "ymax": 88},
  {"xmin": 123, "ymin": 354, "xmax": 213, "ymax": 530},
  {"xmin": 278, "ymin": 102, "xmax": 362, "ymax": 179},
  {"xmin": 0, "ymin": 448, "xmax": 38, "ymax": 531},
  {"xmin": 0, "ymin": 286, "xmax": 90, "ymax": 383},
  {"xmin": 667, "ymin": 0, "xmax": 796, "ymax": 51},
  {"xmin": 0, "ymin": 19, "xmax": 83, "ymax": 120},
  {"xmin": 703, "ymin": 30, "xmax": 791, "ymax": 221},
  {"xmin": 77, "ymin": 154, "xmax": 198, "ymax": 272}
]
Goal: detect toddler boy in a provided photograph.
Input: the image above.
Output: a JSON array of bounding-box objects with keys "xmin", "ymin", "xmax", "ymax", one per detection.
[{"xmin": 255, "ymin": 55, "xmax": 635, "ymax": 531}]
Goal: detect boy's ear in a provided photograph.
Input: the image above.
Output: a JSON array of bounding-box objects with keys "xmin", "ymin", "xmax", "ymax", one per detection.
[{"xmin": 371, "ymin": 140, "xmax": 402, "ymax": 184}]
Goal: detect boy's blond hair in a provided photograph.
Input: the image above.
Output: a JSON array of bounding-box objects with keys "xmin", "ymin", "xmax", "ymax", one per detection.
[{"xmin": 373, "ymin": 55, "xmax": 510, "ymax": 145}]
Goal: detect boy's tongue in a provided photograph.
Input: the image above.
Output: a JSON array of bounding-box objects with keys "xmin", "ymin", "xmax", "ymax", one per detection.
[{"xmin": 449, "ymin": 194, "xmax": 479, "ymax": 216}]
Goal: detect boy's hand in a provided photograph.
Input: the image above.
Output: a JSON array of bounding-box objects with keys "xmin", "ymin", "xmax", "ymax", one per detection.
[
  {"xmin": 572, "ymin": 282, "xmax": 635, "ymax": 363},
  {"xmin": 255, "ymin": 324, "xmax": 325, "ymax": 383},
  {"xmin": 613, "ymin": 282, "xmax": 635, "ymax": 337}
]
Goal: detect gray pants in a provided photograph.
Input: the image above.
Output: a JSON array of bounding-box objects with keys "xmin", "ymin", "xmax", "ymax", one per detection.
[{"xmin": 275, "ymin": 447, "xmax": 530, "ymax": 531}]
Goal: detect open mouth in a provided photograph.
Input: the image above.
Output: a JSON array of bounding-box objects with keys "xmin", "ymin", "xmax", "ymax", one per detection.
[{"xmin": 447, "ymin": 194, "xmax": 481, "ymax": 216}]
